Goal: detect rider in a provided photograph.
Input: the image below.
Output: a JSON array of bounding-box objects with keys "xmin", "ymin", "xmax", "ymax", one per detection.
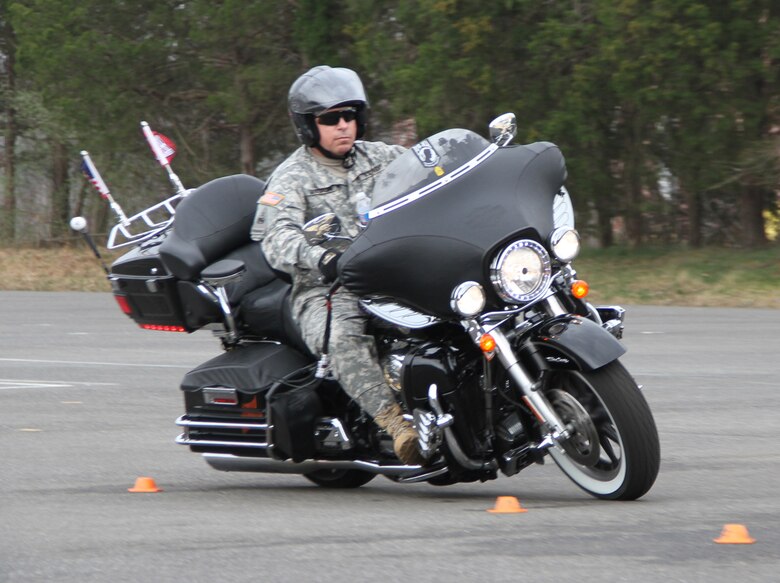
[{"xmin": 250, "ymin": 65, "xmax": 424, "ymax": 465}]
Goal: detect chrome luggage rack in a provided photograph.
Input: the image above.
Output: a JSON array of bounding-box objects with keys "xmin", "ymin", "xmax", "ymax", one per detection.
[{"xmin": 106, "ymin": 192, "xmax": 188, "ymax": 249}]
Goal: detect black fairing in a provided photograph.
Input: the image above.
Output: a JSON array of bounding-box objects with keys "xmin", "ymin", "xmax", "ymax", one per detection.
[{"xmin": 339, "ymin": 139, "xmax": 566, "ymax": 316}]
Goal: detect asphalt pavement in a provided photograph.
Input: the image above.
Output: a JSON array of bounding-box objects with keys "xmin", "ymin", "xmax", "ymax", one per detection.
[{"xmin": 1, "ymin": 291, "xmax": 778, "ymax": 582}]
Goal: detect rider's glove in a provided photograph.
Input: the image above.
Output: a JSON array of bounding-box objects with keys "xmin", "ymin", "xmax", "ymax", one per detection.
[{"xmin": 318, "ymin": 250, "xmax": 342, "ymax": 284}]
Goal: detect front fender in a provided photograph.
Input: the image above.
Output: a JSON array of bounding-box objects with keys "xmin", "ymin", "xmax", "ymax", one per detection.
[{"xmin": 530, "ymin": 315, "xmax": 626, "ymax": 371}]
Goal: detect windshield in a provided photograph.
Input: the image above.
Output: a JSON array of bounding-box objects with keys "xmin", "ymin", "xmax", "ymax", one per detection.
[{"xmin": 371, "ymin": 129, "xmax": 491, "ymax": 210}]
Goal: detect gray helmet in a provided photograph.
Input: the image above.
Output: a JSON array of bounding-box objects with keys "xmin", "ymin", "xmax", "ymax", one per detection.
[{"xmin": 288, "ymin": 65, "xmax": 369, "ymax": 146}]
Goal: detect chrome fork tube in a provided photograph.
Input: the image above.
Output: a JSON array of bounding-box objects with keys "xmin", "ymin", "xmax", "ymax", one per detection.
[{"xmin": 490, "ymin": 327, "xmax": 570, "ymax": 440}]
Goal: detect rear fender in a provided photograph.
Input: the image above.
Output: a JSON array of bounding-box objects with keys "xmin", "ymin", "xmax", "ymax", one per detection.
[{"xmin": 530, "ymin": 315, "xmax": 626, "ymax": 371}]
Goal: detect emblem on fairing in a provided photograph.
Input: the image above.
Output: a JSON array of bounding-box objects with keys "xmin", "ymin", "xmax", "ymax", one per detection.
[{"xmin": 412, "ymin": 139, "xmax": 441, "ymax": 168}]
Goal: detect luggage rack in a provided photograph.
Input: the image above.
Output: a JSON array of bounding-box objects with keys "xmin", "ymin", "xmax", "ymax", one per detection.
[{"xmin": 107, "ymin": 192, "xmax": 188, "ymax": 249}]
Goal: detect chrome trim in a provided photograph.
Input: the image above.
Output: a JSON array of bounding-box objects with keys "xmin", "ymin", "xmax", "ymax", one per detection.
[
  {"xmin": 360, "ymin": 297, "xmax": 440, "ymax": 329},
  {"xmin": 395, "ymin": 466, "xmax": 450, "ymax": 483},
  {"xmin": 106, "ymin": 193, "xmax": 186, "ymax": 249},
  {"xmin": 202, "ymin": 387, "xmax": 239, "ymax": 407},
  {"xmin": 489, "ymin": 239, "xmax": 552, "ymax": 304},
  {"xmin": 201, "ymin": 453, "xmax": 432, "ymax": 476},
  {"xmin": 489, "ymin": 328, "xmax": 570, "ymax": 441},
  {"xmin": 450, "ymin": 281, "xmax": 486, "ymax": 317},
  {"xmin": 176, "ymin": 435, "xmax": 268, "ymax": 448},
  {"xmin": 175, "ymin": 416, "xmax": 268, "ymax": 431},
  {"xmin": 367, "ymin": 143, "xmax": 499, "ymax": 220},
  {"xmin": 315, "ymin": 418, "xmax": 354, "ymax": 451},
  {"xmin": 428, "ymin": 384, "xmax": 496, "ymax": 472},
  {"xmin": 553, "ymin": 186, "xmax": 575, "ymax": 230}
]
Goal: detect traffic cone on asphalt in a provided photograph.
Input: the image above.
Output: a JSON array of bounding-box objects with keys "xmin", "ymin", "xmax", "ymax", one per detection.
[
  {"xmin": 487, "ymin": 496, "xmax": 528, "ymax": 514},
  {"xmin": 128, "ymin": 476, "xmax": 162, "ymax": 493},
  {"xmin": 713, "ymin": 524, "xmax": 755, "ymax": 544}
]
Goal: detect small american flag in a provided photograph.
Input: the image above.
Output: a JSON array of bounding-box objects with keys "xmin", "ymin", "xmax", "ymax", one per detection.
[{"xmin": 80, "ymin": 152, "xmax": 111, "ymax": 200}]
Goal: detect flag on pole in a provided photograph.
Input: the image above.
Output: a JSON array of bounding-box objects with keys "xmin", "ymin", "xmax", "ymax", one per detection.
[
  {"xmin": 141, "ymin": 121, "xmax": 177, "ymax": 166},
  {"xmin": 80, "ymin": 151, "xmax": 111, "ymax": 200},
  {"xmin": 154, "ymin": 132, "xmax": 177, "ymax": 164}
]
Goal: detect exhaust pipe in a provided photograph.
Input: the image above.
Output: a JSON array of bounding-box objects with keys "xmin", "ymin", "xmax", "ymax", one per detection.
[{"xmin": 202, "ymin": 452, "xmax": 448, "ymax": 482}]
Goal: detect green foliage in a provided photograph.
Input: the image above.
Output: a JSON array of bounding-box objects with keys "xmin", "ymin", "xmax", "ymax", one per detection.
[{"xmin": 0, "ymin": 0, "xmax": 777, "ymax": 247}]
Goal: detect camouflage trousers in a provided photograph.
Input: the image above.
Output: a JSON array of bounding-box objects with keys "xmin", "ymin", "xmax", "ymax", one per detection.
[{"xmin": 294, "ymin": 287, "xmax": 394, "ymax": 418}]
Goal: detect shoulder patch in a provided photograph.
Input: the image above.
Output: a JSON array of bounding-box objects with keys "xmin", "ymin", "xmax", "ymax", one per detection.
[{"xmin": 259, "ymin": 191, "xmax": 285, "ymax": 206}]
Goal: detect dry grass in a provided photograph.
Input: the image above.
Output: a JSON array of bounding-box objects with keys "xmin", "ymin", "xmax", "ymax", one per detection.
[
  {"xmin": 0, "ymin": 247, "xmax": 115, "ymax": 292},
  {"xmin": 2, "ymin": 244, "xmax": 779, "ymax": 309}
]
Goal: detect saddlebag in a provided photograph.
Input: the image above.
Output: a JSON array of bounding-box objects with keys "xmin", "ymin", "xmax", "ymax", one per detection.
[
  {"xmin": 268, "ymin": 385, "xmax": 323, "ymax": 462},
  {"xmin": 180, "ymin": 342, "xmax": 323, "ymax": 461}
]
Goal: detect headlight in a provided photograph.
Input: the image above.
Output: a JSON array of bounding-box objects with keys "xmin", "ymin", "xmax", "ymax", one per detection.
[
  {"xmin": 550, "ymin": 228, "xmax": 581, "ymax": 262},
  {"xmin": 490, "ymin": 240, "xmax": 551, "ymax": 303},
  {"xmin": 450, "ymin": 281, "xmax": 486, "ymax": 317}
]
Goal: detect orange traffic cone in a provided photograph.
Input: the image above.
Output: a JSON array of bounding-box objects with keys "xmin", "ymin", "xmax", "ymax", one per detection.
[
  {"xmin": 714, "ymin": 524, "xmax": 755, "ymax": 544},
  {"xmin": 128, "ymin": 476, "xmax": 162, "ymax": 493},
  {"xmin": 487, "ymin": 496, "xmax": 528, "ymax": 514}
]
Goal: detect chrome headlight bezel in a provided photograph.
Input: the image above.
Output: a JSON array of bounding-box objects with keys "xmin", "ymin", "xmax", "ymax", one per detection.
[
  {"xmin": 489, "ymin": 239, "xmax": 552, "ymax": 304},
  {"xmin": 549, "ymin": 227, "xmax": 581, "ymax": 263},
  {"xmin": 450, "ymin": 281, "xmax": 486, "ymax": 317}
]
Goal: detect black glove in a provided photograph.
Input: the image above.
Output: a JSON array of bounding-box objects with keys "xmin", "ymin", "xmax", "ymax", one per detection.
[{"xmin": 318, "ymin": 250, "xmax": 342, "ymax": 284}]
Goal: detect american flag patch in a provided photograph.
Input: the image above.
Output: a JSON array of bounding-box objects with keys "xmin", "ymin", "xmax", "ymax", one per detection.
[{"xmin": 259, "ymin": 191, "xmax": 285, "ymax": 206}]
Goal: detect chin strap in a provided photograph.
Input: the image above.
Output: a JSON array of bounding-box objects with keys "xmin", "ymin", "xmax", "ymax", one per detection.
[{"xmin": 314, "ymin": 144, "xmax": 356, "ymax": 169}]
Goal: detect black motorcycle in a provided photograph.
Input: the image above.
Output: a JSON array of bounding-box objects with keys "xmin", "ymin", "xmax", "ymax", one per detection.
[{"xmin": 74, "ymin": 114, "xmax": 659, "ymax": 500}]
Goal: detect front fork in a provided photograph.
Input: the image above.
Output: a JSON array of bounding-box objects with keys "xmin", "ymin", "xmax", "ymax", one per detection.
[
  {"xmin": 489, "ymin": 328, "xmax": 570, "ymax": 447},
  {"xmin": 469, "ymin": 296, "xmax": 573, "ymax": 450}
]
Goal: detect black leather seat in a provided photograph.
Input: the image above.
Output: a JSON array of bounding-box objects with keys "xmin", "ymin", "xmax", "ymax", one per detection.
[{"xmin": 158, "ymin": 174, "xmax": 307, "ymax": 352}]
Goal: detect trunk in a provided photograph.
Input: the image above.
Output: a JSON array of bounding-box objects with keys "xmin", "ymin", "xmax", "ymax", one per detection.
[
  {"xmin": 239, "ymin": 125, "xmax": 255, "ymax": 176},
  {"xmin": 1, "ymin": 22, "xmax": 17, "ymax": 242},
  {"xmin": 51, "ymin": 140, "xmax": 71, "ymax": 241},
  {"xmin": 739, "ymin": 185, "xmax": 768, "ymax": 248},
  {"xmin": 684, "ymin": 186, "xmax": 702, "ymax": 248}
]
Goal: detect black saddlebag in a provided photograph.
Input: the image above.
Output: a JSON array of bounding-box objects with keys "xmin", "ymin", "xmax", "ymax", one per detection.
[
  {"xmin": 268, "ymin": 385, "xmax": 323, "ymax": 462},
  {"xmin": 181, "ymin": 342, "xmax": 311, "ymax": 394},
  {"xmin": 181, "ymin": 342, "xmax": 321, "ymax": 462}
]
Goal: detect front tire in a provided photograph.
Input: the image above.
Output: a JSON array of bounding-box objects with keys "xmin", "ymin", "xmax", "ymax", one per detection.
[
  {"xmin": 303, "ymin": 468, "xmax": 376, "ymax": 489},
  {"xmin": 544, "ymin": 361, "xmax": 660, "ymax": 500}
]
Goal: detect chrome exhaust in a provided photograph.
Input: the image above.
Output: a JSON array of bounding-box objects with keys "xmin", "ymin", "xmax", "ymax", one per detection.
[{"xmin": 201, "ymin": 452, "xmax": 448, "ymax": 482}]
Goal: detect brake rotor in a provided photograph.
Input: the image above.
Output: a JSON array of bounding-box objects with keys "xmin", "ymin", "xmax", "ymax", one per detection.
[{"xmin": 547, "ymin": 388, "xmax": 601, "ymax": 466}]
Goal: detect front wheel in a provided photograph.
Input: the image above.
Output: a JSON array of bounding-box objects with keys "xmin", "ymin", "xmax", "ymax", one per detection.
[{"xmin": 544, "ymin": 361, "xmax": 660, "ymax": 500}]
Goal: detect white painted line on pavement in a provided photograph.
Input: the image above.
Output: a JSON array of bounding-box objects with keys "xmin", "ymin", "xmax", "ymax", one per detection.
[
  {"xmin": 0, "ymin": 357, "xmax": 193, "ymax": 369},
  {"xmin": 0, "ymin": 378, "xmax": 118, "ymax": 390}
]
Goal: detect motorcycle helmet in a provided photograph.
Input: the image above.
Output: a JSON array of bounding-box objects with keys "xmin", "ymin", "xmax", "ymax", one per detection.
[{"xmin": 288, "ymin": 65, "xmax": 369, "ymax": 148}]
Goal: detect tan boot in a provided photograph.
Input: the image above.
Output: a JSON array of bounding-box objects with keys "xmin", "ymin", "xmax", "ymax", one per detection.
[{"xmin": 374, "ymin": 402, "xmax": 426, "ymax": 466}]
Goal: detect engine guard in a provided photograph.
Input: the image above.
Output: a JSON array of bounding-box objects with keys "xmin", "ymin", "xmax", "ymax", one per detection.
[{"xmin": 531, "ymin": 314, "xmax": 626, "ymax": 371}]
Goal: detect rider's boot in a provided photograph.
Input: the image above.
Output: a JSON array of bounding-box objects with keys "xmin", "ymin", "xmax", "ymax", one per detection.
[{"xmin": 374, "ymin": 402, "xmax": 426, "ymax": 466}]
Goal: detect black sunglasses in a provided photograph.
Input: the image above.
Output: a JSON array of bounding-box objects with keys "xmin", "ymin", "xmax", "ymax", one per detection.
[{"xmin": 316, "ymin": 108, "xmax": 358, "ymax": 126}]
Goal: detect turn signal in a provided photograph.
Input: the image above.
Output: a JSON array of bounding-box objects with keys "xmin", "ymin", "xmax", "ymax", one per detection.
[
  {"xmin": 479, "ymin": 333, "xmax": 497, "ymax": 353},
  {"xmin": 571, "ymin": 279, "xmax": 589, "ymax": 299}
]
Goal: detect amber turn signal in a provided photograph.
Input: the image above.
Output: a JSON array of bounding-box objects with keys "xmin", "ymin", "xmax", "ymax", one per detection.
[
  {"xmin": 571, "ymin": 279, "xmax": 589, "ymax": 299},
  {"xmin": 479, "ymin": 333, "xmax": 497, "ymax": 353}
]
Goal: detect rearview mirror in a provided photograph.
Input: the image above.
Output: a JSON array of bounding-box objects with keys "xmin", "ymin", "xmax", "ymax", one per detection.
[
  {"xmin": 489, "ymin": 113, "xmax": 517, "ymax": 146},
  {"xmin": 302, "ymin": 213, "xmax": 342, "ymax": 246}
]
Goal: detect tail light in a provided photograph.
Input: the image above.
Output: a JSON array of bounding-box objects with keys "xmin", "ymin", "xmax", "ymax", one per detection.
[{"xmin": 113, "ymin": 294, "xmax": 132, "ymax": 315}]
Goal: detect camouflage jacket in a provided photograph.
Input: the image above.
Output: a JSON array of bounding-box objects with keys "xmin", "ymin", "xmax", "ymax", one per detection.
[{"xmin": 251, "ymin": 141, "xmax": 405, "ymax": 298}]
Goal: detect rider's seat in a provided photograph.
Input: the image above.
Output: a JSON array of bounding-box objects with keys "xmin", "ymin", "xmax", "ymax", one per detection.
[{"xmin": 158, "ymin": 174, "xmax": 307, "ymax": 353}]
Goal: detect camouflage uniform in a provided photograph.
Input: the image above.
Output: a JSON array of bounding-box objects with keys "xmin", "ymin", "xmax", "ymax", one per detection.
[{"xmin": 251, "ymin": 141, "xmax": 405, "ymax": 417}]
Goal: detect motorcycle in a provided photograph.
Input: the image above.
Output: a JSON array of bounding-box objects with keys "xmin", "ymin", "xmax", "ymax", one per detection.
[{"xmin": 73, "ymin": 114, "xmax": 659, "ymax": 500}]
